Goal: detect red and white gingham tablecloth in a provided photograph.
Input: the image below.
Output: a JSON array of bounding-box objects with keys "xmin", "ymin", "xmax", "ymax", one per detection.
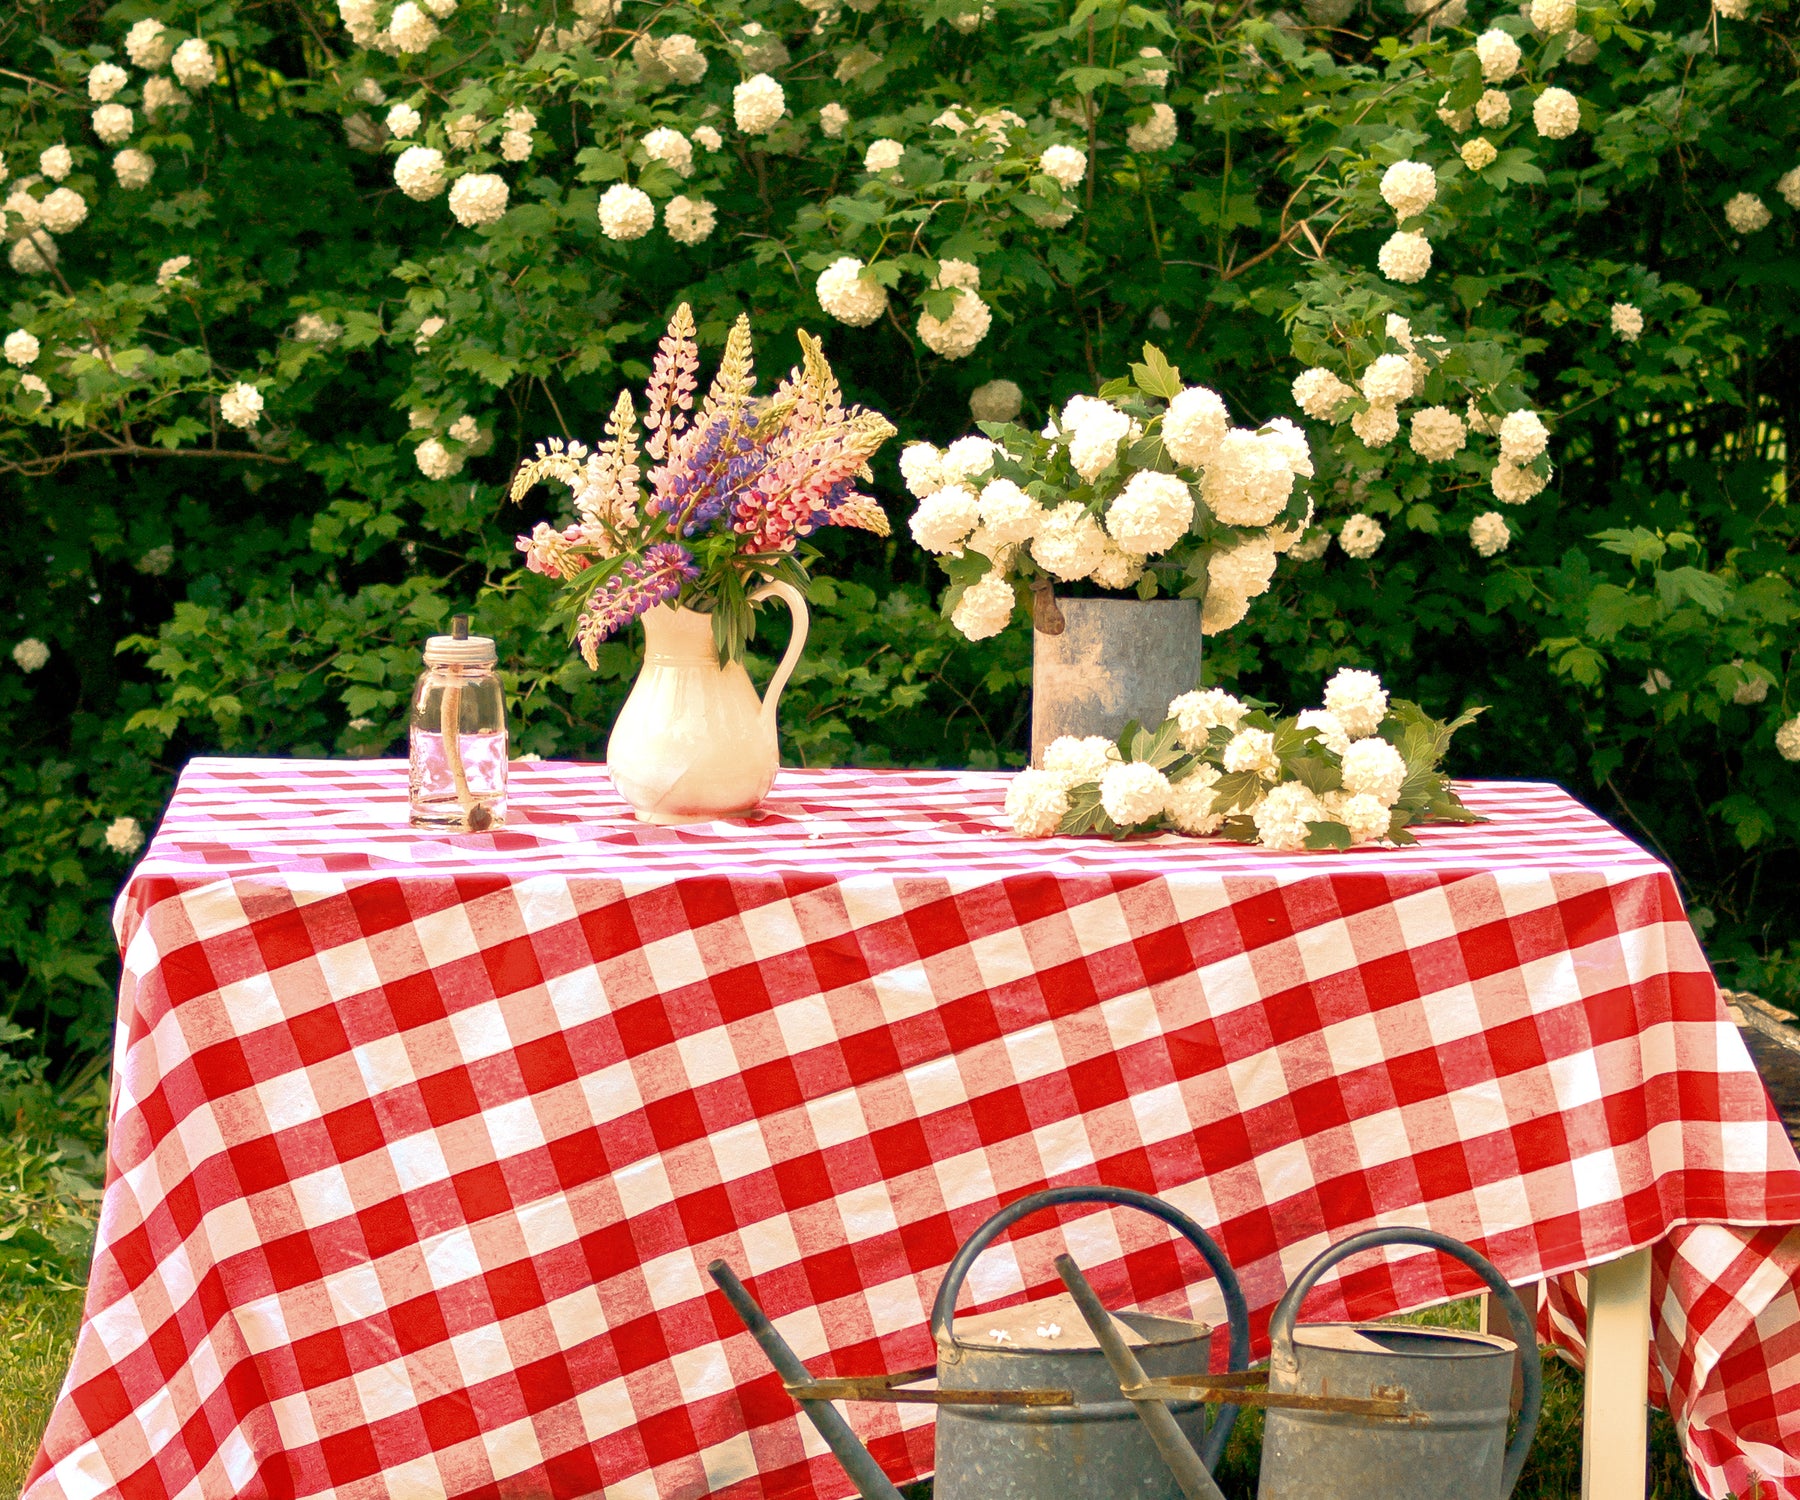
[{"xmin": 25, "ymin": 759, "xmax": 1800, "ymax": 1500}]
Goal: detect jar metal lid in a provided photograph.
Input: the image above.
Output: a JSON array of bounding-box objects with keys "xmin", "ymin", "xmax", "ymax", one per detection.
[{"xmin": 423, "ymin": 634, "xmax": 497, "ymax": 666}]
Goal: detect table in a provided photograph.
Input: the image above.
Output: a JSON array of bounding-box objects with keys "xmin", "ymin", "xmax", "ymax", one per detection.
[{"xmin": 25, "ymin": 760, "xmax": 1800, "ymax": 1500}]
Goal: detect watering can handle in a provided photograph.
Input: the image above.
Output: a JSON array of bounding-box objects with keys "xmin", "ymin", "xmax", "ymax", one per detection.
[
  {"xmin": 1267, "ymin": 1226, "xmax": 1543, "ymax": 1499},
  {"xmin": 928, "ymin": 1185, "xmax": 1251, "ymax": 1472}
]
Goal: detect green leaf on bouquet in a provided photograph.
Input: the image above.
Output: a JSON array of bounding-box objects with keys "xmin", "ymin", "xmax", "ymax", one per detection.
[
  {"xmin": 1219, "ymin": 814, "xmax": 1260, "ymax": 843},
  {"xmin": 1212, "ymin": 769, "xmax": 1267, "ymax": 812},
  {"xmin": 1131, "ymin": 343, "xmax": 1184, "ymax": 400},
  {"xmin": 1285, "ymin": 754, "xmax": 1343, "ymax": 796},
  {"xmin": 1304, "ymin": 821, "xmax": 1353, "ymax": 850}
]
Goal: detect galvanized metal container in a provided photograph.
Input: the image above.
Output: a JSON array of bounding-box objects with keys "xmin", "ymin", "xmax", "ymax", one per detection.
[{"xmin": 1030, "ymin": 597, "xmax": 1202, "ymax": 764}]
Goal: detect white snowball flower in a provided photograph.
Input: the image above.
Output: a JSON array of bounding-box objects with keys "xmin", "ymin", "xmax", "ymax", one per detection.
[
  {"xmin": 1061, "ymin": 395, "xmax": 1133, "ymax": 480},
  {"xmin": 10, "ymin": 235, "xmax": 58, "ymax": 275},
  {"xmin": 1199, "ymin": 429, "xmax": 1298, "ymax": 526},
  {"xmin": 950, "ymin": 571, "xmax": 1016, "ymax": 640},
  {"xmin": 1476, "ymin": 29, "xmax": 1522, "ymax": 82},
  {"xmin": 1475, "ymin": 90, "xmax": 1511, "ymax": 129},
  {"xmin": 1777, "ymin": 717, "xmax": 1800, "ymax": 762},
  {"xmin": 22, "ymin": 376, "xmax": 51, "ymax": 397},
  {"xmin": 354, "ymin": 77, "xmax": 387, "ymax": 106},
  {"xmin": 819, "ymin": 103, "xmax": 850, "ymax": 138},
  {"xmin": 105, "ymin": 816, "xmax": 146, "ymax": 855},
  {"xmin": 1165, "ymin": 765, "xmax": 1225, "ymax": 835},
  {"xmin": 1461, "ymin": 137, "xmax": 1498, "ymax": 171},
  {"xmin": 1409, "ymin": 406, "xmax": 1466, "ymax": 461},
  {"xmin": 1202, "ymin": 583, "xmax": 1250, "ymax": 635},
  {"xmin": 113, "ymin": 149, "xmax": 155, "ymax": 189},
  {"xmin": 1380, "ymin": 160, "xmax": 1438, "ymax": 221},
  {"xmin": 1611, "ymin": 303, "xmax": 1644, "ymax": 341},
  {"xmin": 909, "ymin": 483, "xmax": 980, "ymax": 553},
  {"xmin": 1565, "ymin": 30, "xmax": 1599, "ymax": 59},
  {"xmin": 1337, "ymin": 793, "xmax": 1392, "ymax": 844},
  {"xmin": 1359, "ymin": 353, "xmax": 1415, "ymax": 405},
  {"xmin": 499, "ymin": 129, "xmax": 532, "ymax": 162},
  {"xmin": 1499, "ymin": 409, "xmax": 1549, "ymax": 463},
  {"xmin": 415, "ymin": 437, "xmax": 464, "ymax": 479},
  {"xmin": 126, "ymin": 18, "xmax": 173, "ymax": 69},
  {"xmin": 1100, "ymin": 761, "xmax": 1172, "ymax": 826},
  {"xmin": 1296, "ymin": 709, "xmax": 1352, "ymax": 758},
  {"xmin": 340, "ymin": 0, "xmax": 378, "ymax": 40},
  {"xmin": 597, "ymin": 183, "xmax": 655, "ymax": 240},
  {"xmin": 899, "ymin": 442, "xmax": 945, "ymax": 498},
  {"xmin": 1378, "ymin": 231, "xmax": 1432, "ymax": 284},
  {"xmin": 665, "ymin": 194, "xmax": 716, "ymax": 245},
  {"xmin": 1731, "ymin": 665, "xmax": 1767, "ymax": 705},
  {"xmin": 1163, "ymin": 385, "xmax": 1230, "ymax": 468},
  {"xmin": 1106, "ymin": 471, "xmax": 1194, "ymax": 555},
  {"xmin": 143, "ymin": 77, "xmax": 189, "ymax": 116},
  {"xmin": 1469, "ymin": 511, "xmax": 1512, "ymax": 556},
  {"xmin": 1090, "ymin": 542, "xmax": 1145, "ymax": 590},
  {"xmin": 864, "ymin": 138, "xmax": 904, "ymax": 173},
  {"xmin": 1491, "ymin": 459, "xmax": 1549, "ymax": 504},
  {"xmin": 1208, "ymin": 538, "xmax": 1279, "ymax": 603},
  {"xmin": 1126, "ymin": 102, "xmax": 1178, "ymax": 153},
  {"xmin": 1438, "ymin": 97, "xmax": 1475, "ymax": 132},
  {"xmin": 448, "ymin": 172, "xmax": 508, "ymax": 227},
  {"xmin": 1339, "ymin": 513, "xmax": 1386, "ymax": 559},
  {"xmin": 917, "ymin": 289, "xmax": 993, "ymax": 359},
  {"xmin": 656, "ymin": 34, "xmax": 709, "ymax": 84},
  {"xmin": 1351, "ymin": 404, "xmax": 1399, "ymax": 448},
  {"xmin": 386, "ymin": 103, "xmax": 422, "ymax": 138},
  {"xmin": 1043, "ymin": 735, "xmax": 1121, "ymax": 781},
  {"xmin": 1039, "ymin": 144, "xmax": 1087, "ymax": 189},
  {"xmin": 446, "ymin": 414, "xmax": 480, "ymax": 443},
  {"xmin": 643, "ymin": 127, "xmax": 693, "ymax": 178},
  {"xmin": 1170, "ymin": 689, "xmax": 1249, "ymax": 746},
  {"xmin": 694, "ymin": 126, "xmax": 722, "ymax": 153},
  {"xmin": 40, "ymin": 144, "xmax": 73, "ymax": 182},
  {"xmin": 1253, "ymin": 783, "xmax": 1325, "ymax": 851},
  {"xmin": 943, "ymin": 437, "xmax": 998, "ymax": 483},
  {"xmin": 12, "ymin": 638, "xmax": 49, "ymax": 671},
  {"xmin": 1714, "ymin": 0, "xmax": 1749, "ymax": 15},
  {"xmin": 92, "ymin": 104, "xmax": 134, "ymax": 145},
  {"xmin": 1031, "ymin": 501, "xmax": 1108, "ymax": 581},
  {"xmin": 1324, "ymin": 668, "xmax": 1388, "ymax": 737},
  {"xmin": 4, "ymin": 330, "xmax": 40, "ymax": 366},
  {"xmin": 1724, "ymin": 193, "xmax": 1771, "ymax": 235},
  {"xmin": 88, "ymin": 63, "xmax": 129, "ymax": 102},
  {"xmin": 1778, "ymin": 167, "xmax": 1800, "ymax": 211},
  {"xmin": 734, "ymin": 74, "xmax": 785, "ymax": 135},
  {"xmin": 40, "ymin": 187, "xmax": 88, "ymax": 234},
  {"xmin": 1530, "ymin": 0, "xmax": 1576, "ymax": 32},
  {"xmin": 1342, "ymin": 737, "xmax": 1407, "ymax": 804},
  {"xmin": 1223, "ymin": 727, "xmax": 1279, "ymax": 777},
  {"xmin": 388, "ymin": 2, "xmax": 439, "ymax": 50},
  {"xmin": 1006, "ymin": 768, "xmax": 1073, "ymax": 837},
  {"xmin": 393, "ymin": 146, "xmax": 446, "ymax": 199},
  {"xmin": 171, "ymin": 37, "xmax": 219, "ymax": 87},
  {"xmin": 1293, "ymin": 368, "xmax": 1355, "ymax": 421},
  {"xmin": 970, "ymin": 379, "xmax": 1023, "ymax": 424},
  {"xmin": 220, "ymin": 382, "xmax": 263, "ymax": 428},
  {"xmin": 816, "ymin": 257, "xmax": 889, "ymax": 327},
  {"xmin": 1288, "ymin": 528, "xmax": 1331, "ymax": 562},
  {"xmin": 1533, "ymin": 87, "xmax": 1580, "ymax": 140},
  {"xmin": 291, "ymin": 312, "xmax": 340, "ymax": 345},
  {"xmin": 446, "ymin": 113, "xmax": 482, "ymax": 149},
  {"xmin": 976, "ymin": 479, "xmax": 1038, "ymax": 544},
  {"xmin": 156, "ymin": 254, "xmax": 191, "ymax": 287}
]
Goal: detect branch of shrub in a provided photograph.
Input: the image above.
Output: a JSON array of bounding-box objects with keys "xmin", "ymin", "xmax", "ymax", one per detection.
[{"xmin": 1, "ymin": 444, "xmax": 294, "ymax": 477}]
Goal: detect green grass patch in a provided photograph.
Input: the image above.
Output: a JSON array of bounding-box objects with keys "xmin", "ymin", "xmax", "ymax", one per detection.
[{"xmin": 0, "ymin": 1283, "xmax": 84, "ymax": 1499}]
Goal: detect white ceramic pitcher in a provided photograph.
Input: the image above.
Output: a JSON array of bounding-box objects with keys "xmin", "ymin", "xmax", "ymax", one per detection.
[{"xmin": 605, "ymin": 581, "xmax": 810, "ymax": 824}]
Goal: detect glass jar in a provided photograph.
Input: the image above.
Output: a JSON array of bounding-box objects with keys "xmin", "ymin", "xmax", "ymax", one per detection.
[{"xmin": 408, "ymin": 618, "xmax": 507, "ymax": 831}]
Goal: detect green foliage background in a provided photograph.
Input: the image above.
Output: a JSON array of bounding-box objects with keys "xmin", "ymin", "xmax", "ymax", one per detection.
[{"xmin": 1, "ymin": 0, "xmax": 1797, "ymax": 1286}]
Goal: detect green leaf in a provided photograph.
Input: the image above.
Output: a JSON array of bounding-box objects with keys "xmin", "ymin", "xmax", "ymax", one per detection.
[{"xmin": 1130, "ymin": 343, "xmax": 1184, "ymax": 401}]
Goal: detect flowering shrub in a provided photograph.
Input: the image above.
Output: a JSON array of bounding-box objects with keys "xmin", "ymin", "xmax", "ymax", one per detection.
[{"xmin": 2, "ymin": 0, "xmax": 1800, "ymax": 1082}]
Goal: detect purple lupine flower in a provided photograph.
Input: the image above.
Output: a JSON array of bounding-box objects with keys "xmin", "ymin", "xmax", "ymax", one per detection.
[{"xmin": 575, "ymin": 543, "xmax": 701, "ymax": 666}]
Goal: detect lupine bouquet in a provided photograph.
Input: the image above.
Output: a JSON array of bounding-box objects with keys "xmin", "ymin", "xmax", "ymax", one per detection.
[
  {"xmin": 512, "ymin": 305, "xmax": 896, "ymax": 666},
  {"xmin": 1005, "ymin": 668, "xmax": 1482, "ymax": 851},
  {"xmin": 903, "ymin": 345, "xmax": 1318, "ymax": 643}
]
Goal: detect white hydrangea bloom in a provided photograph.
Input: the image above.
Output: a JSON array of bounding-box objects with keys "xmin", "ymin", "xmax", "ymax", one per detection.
[
  {"xmin": 820, "ymin": 103, "xmax": 850, "ymax": 138},
  {"xmin": 942, "ymin": 436, "xmax": 998, "ymax": 482},
  {"xmin": 734, "ymin": 74, "xmax": 785, "ymax": 135},
  {"xmin": 899, "ymin": 442, "xmax": 944, "ymax": 498},
  {"xmin": 127, "ymin": 18, "xmax": 173, "ymax": 69},
  {"xmin": 1732, "ymin": 664, "xmax": 1768, "ymax": 705},
  {"xmin": 658, "ymin": 34, "xmax": 709, "ymax": 83},
  {"xmin": 1339, "ymin": 513, "xmax": 1386, "ymax": 559},
  {"xmin": 1165, "ymin": 765, "xmax": 1225, "ymax": 836},
  {"xmin": 1202, "ymin": 584, "xmax": 1250, "ymax": 635},
  {"xmin": 1126, "ymin": 103, "xmax": 1178, "ymax": 153},
  {"xmin": 388, "ymin": 2, "xmax": 439, "ymax": 50},
  {"xmin": 1642, "ymin": 668, "xmax": 1671, "ymax": 696},
  {"xmin": 1253, "ymin": 782, "xmax": 1324, "ymax": 851},
  {"xmin": 1163, "ymin": 385, "xmax": 1229, "ymax": 468},
  {"xmin": 394, "ymin": 147, "xmax": 446, "ymax": 199},
  {"xmin": 1611, "ymin": 303, "xmax": 1644, "ymax": 341},
  {"xmin": 664, "ymin": 195, "xmax": 716, "ymax": 245},
  {"xmin": 970, "ymin": 379, "xmax": 1023, "ymax": 423},
  {"xmin": 1461, "ymin": 137, "xmax": 1498, "ymax": 171},
  {"xmin": 909, "ymin": 483, "xmax": 980, "ymax": 553},
  {"xmin": 10, "ymin": 234, "xmax": 58, "ymax": 275},
  {"xmin": 1714, "ymin": 0, "xmax": 1750, "ymax": 15},
  {"xmin": 1297, "ymin": 709, "xmax": 1352, "ymax": 758},
  {"xmin": 1359, "ymin": 353, "xmax": 1415, "ymax": 405},
  {"xmin": 1724, "ymin": 193, "xmax": 1771, "ymax": 235},
  {"xmin": 597, "ymin": 183, "xmax": 655, "ymax": 240},
  {"xmin": 499, "ymin": 129, "xmax": 532, "ymax": 161},
  {"xmin": 1469, "ymin": 511, "xmax": 1512, "ymax": 556},
  {"xmin": 1106, "ymin": 471, "xmax": 1194, "ymax": 555},
  {"xmin": 864, "ymin": 138, "xmax": 904, "ymax": 173},
  {"xmin": 1475, "ymin": 90, "xmax": 1511, "ymax": 130},
  {"xmin": 446, "ymin": 415, "xmax": 480, "ymax": 444},
  {"xmin": 143, "ymin": 76, "xmax": 188, "ymax": 115},
  {"xmin": 1565, "ymin": 30, "xmax": 1599, "ymax": 59},
  {"xmin": 1224, "ymin": 727, "xmax": 1280, "ymax": 777},
  {"xmin": 1492, "ymin": 460, "xmax": 1550, "ymax": 504},
  {"xmin": 448, "ymin": 172, "xmax": 508, "ymax": 226},
  {"xmin": 1409, "ymin": 406, "xmax": 1466, "ymax": 461},
  {"xmin": 1043, "ymin": 735, "xmax": 1121, "ymax": 781},
  {"xmin": 1293, "ymin": 367, "xmax": 1355, "ymax": 420},
  {"xmin": 1323, "ymin": 668, "xmax": 1388, "ymax": 737},
  {"xmin": 415, "ymin": 437, "xmax": 464, "ymax": 479},
  {"xmin": 975, "ymin": 478, "xmax": 1039, "ymax": 544},
  {"xmin": 1378, "ymin": 231, "xmax": 1432, "ymax": 284},
  {"xmin": 40, "ymin": 186, "xmax": 88, "ymax": 234},
  {"xmin": 354, "ymin": 77, "xmax": 387, "ymax": 105},
  {"xmin": 1089, "ymin": 542, "xmax": 1145, "ymax": 590},
  {"xmin": 1530, "ymin": 0, "xmax": 1576, "ymax": 33},
  {"xmin": 1006, "ymin": 768, "xmax": 1072, "ymax": 836},
  {"xmin": 1060, "ymin": 395, "xmax": 1133, "ymax": 480},
  {"xmin": 1100, "ymin": 761, "xmax": 1171, "ymax": 825},
  {"xmin": 156, "ymin": 254, "xmax": 191, "ymax": 287},
  {"xmin": 1169, "ymin": 689, "xmax": 1248, "ymax": 746},
  {"xmin": 92, "ymin": 104, "xmax": 134, "ymax": 145},
  {"xmin": 1199, "ymin": 429, "xmax": 1298, "ymax": 526},
  {"xmin": 446, "ymin": 113, "xmax": 483, "ymax": 148},
  {"xmin": 951, "ymin": 572, "xmax": 1017, "ymax": 640},
  {"xmin": 1039, "ymin": 145, "xmax": 1087, "ymax": 190},
  {"xmin": 12, "ymin": 637, "xmax": 49, "ymax": 672},
  {"xmin": 1031, "ymin": 501, "xmax": 1108, "ymax": 581},
  {"xmin": 386, "ymin": 103, "xmax": 422, "ymax": 138},
  {"xmin": 220, "ymin": 382, "xmax": 263, "ymax": 428},
  {"xmin": 172, "ymin": 37, "xmax": 219, "ymax": 86},
  {"xmin": 1499, "ymin": 409, "xmax": 1549, "ymax": 463},
  {"xmin": 1341, "ymin": 737, "xmax": 1407, "ymax": 804},
  {"xmin": 1380, "ymin": 160, "xmax": 1438, "ymax": 220},
  {"xmin": 105, "ymin": 815, "xmax": 146, "ymax": 855},
  {"xmin": 1338, "ymin": 792, "xmax": 1392, "ymax": 844},
  {"xmin": 816, "ymin": 256, "xmax": 888, "ymax": 327},
  {"xmin": 1533, "ymin": 87, "xmax": 1580, "ymax": 139},
  {"xmin": 1777, "ymin": 717, "xmax": 1800, "ymax": 762},
  {"xmin": 1289, "ymin": 528, "xmax": 1332, "ymax": 562},
  {"xmin": 113, "ymin": 149, "xmax": 155, "ymax": 189},
  {"xmin": 4, "ymin": 330, "xmax": 40, "ymax": 366},
  {"xmin": 918, "ymin": 290, "xmax": 992, "ymax": 359},
  {"xmin": 1778, "ymin": 167, "xmax": 1800, "ymax": 211},
  {"xmin": 88, "ymin": 63, "xmax": 129, "ymax": 102},
  {"xmin": 1351, "ymin": 403, "xmax": 1399, "ymax": 448},
  {"xmin": 1476, "ymin": 29, "xmax": 1521, "ymax": 82},
  {"xmin": 1208, "ymin": 537, "xmax": 1279, "ymax": 601},
  {"xmin": 39, "ymin": 145, "xmax": 71, "ymax": 182},
  {"xmin": 1438, "ymin": 97, "xmax": 1475, "ymax": 132}
]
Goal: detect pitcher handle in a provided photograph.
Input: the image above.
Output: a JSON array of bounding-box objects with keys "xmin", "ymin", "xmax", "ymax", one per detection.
[
  {"xmin": 1267, "ymin": 1226, "xmax": 1543, "ymax": 1498},
  {"xmin": 749, "ymin": 580, "xmax": 810, "ymax": 730}
]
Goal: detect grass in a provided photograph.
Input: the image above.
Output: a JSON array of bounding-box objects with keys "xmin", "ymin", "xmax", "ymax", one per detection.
[{"xmin": 0, "ymin": 1292, "xmax": 1702, "ymax": 1500}]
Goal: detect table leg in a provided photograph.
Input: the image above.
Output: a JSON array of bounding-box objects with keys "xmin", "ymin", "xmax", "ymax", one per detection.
[{"xmin": 1580, "ymin": 1248, "xmax": 1653, "ymax": 1500}]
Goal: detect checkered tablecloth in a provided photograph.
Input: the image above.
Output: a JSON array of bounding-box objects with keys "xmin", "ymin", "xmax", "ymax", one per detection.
[{"xmin": 25, "ymin": 759, "xmax": 1800, "ymax": 1500}]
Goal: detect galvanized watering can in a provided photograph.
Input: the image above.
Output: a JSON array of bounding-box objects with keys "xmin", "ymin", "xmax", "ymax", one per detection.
[
  {"xmin": 1053, "ymin": 1225, "xmax": 1543, "ymax": 1500},
  {"xmin": 708, "ymin": 1185, "xmax": 1252, "ymax": 1500}
]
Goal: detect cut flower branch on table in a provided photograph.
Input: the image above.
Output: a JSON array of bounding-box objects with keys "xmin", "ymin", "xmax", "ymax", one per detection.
[{"xmin": 1006, "ymin": 668, "xmax": 1483, "ymax": 851}]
